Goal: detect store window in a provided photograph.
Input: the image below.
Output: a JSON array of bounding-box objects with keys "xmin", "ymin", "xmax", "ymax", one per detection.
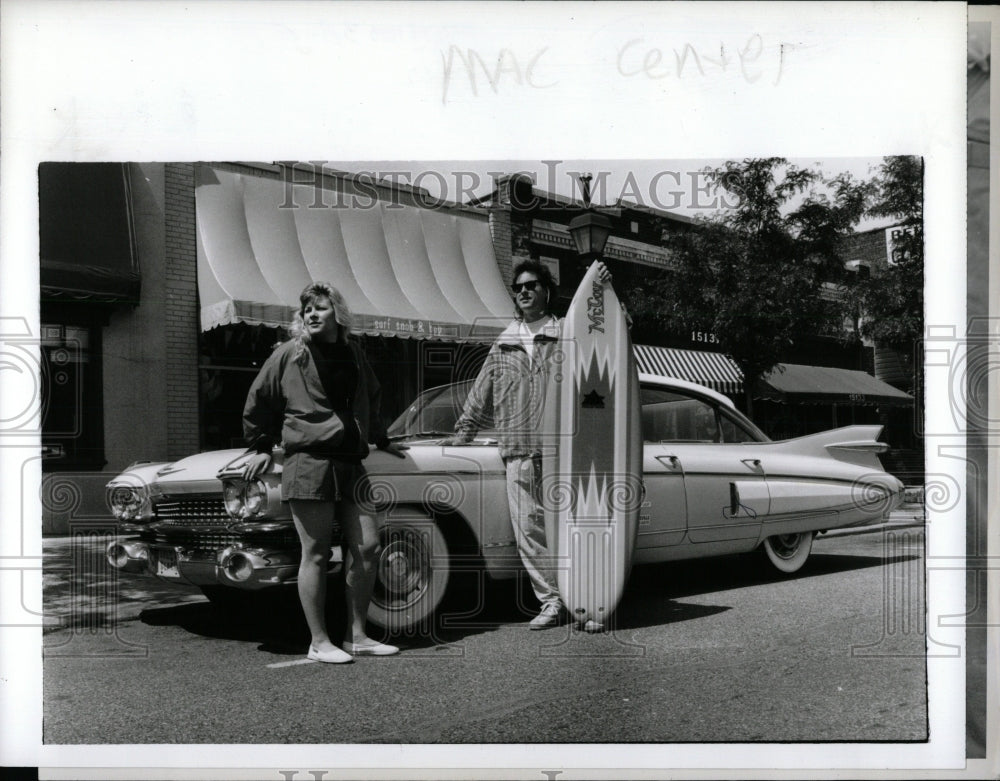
[
  {"xmin": 38, "ymin": 162, "xmax": 140, "ymax": 471},
  {"xmin": 199, "ymin": 324, "xmax": 286, "ymax": 450},
  {"xmin": 40, "ymin": 318, "xmax": 104, "ymax": 470},
  {"xmin": 198, "ymin": 325, "xmax": 429, "ymax": 450}
]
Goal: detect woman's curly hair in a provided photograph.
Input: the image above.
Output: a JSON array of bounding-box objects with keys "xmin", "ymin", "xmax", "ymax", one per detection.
[{"xmin": 289, "ymin": 282, "xmax": 353, "ymax": 360}]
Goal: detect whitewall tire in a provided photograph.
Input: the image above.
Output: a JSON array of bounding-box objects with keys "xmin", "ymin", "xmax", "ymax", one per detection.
[
  {"xmin": 367, "ymin": 514, "xmax": 450, "ymax": 633},
  {"xmin": 762, "ymin": 531, "xmax": 814, "ymax": 574}
]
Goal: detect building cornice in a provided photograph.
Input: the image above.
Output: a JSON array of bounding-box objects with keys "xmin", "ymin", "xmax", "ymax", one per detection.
[{"xmin": 532, "ymin": 219, "xmax": 674, "ymax": 269}]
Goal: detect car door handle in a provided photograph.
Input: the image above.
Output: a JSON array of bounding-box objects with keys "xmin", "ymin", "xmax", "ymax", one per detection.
[
  {"xmin": 656, "ymin": 455, "xmax": 681, "ymax": 470},
  {"xmin": 741, "ymin": 458, "xmax": 762, "ymax": 470}
]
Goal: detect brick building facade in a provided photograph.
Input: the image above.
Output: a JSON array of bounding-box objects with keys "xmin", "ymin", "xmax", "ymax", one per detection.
[{"xmin": 163, "ymin": 163, "xmax": 201, "ymax": 460}]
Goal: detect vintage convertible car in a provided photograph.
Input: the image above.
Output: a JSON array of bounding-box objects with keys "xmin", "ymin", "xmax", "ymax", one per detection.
[{"xmin": 105, "ymin": 374, "xmax": 903, "ymax": 631}]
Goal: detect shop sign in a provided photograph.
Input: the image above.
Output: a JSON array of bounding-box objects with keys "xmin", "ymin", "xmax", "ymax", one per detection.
[
  {"xmin": 690, "ymin": 330, "xmax": 720, "ymax": 345},
  {"xmin": 884, "ymin": 225, "xmax": 920, "ymax": 266},
  {"xmin": 364, "ymin": 315, "xmax": 460, "ymax": 339}
]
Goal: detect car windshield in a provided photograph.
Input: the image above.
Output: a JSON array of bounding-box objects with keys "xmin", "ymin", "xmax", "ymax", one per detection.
[{"xmin": 387, "ymin": 380, "xmax": 494, "ymax": 439}]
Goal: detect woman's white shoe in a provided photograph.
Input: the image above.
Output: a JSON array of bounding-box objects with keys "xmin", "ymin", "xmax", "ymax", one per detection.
[
  {"xmin": 341, "ymin": 641, "xmax": 400, "ymax": 656},
  {"xmin": 307, "ymin": 644, "xmax": 354, "ymax": 664}
]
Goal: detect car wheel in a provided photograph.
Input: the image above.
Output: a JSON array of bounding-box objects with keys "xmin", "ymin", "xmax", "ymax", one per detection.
[
  {"xmin": 762, "ymin": 531, "xmax": 814, "ymax": 574},
  {"xmin": 367, "ymin": 515, "xmax": 450, "ymax": 633}
]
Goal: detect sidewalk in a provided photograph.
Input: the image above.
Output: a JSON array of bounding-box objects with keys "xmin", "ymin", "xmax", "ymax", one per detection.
[{"xmin": 42, "ymin": 534, "xmax": 205, "ymax": 630}]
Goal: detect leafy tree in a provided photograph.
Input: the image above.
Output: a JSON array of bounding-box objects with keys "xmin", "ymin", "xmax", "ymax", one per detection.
[
  {"xmin": 626, "ymin": 158, "xmax": 870, "ymax": 415},
  {"xmin": 851, "ymin": 156, "xmax": 923, "ymax": 350}
]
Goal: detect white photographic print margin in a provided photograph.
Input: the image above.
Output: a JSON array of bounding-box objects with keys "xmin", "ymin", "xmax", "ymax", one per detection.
[{"xmin": 0, "ymin": 1, "xmax": 990, "ymax": 779}]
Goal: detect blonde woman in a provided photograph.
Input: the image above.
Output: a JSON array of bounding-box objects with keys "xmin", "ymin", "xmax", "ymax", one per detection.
[{"xmin": 241, "ymin": 283, "xmax": 407, "ymax": 663}]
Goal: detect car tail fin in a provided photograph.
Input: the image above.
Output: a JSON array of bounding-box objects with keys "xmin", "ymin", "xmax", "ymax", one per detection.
[
  {"xmin": 779, "ymin": 425, "xmax": 888, "ymax": 471},
  {"xmin": 825, "ymin": 438, "xmax": 890, "ymax": 471},
  {"xmin": 826, "ymin": 439, "xmax": 889, "ymax": 454}
]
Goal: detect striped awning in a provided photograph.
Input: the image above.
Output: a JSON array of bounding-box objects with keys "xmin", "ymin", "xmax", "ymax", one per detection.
[
  {"xmin": 633, "ymin": 344, "xmax": 743, "ymax": 395},
  {"xmin": 195, "ymin": 165, "xmax": 511, "ymax": 341}
]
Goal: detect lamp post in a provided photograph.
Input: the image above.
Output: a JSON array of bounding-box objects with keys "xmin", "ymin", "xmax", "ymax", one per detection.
[
  {"xmin": 567, "ymin": 174, "xmax": 612, "ymax": 266},
  {"xmin": 567, "ymin": 211, "xmax": 612, "ymax": 264}
]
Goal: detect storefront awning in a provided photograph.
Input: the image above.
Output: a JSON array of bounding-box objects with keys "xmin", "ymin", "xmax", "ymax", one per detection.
[
  {"xmin": 633, "ymin": 344, "xmax": 743, "ymax": 395},
  {"xmin": 196, "ymin": 166, "xmax": 512, "ymax": 341},
  {"xmin": 758, "ymin": 363, "xmax": 913, "ymax": 405},
  {"xmin": 39, "ymin": 163, "xmax": 141, "ymax": 304},
  {"xmin": 632, "ymin": 347, "xmax": 912, "ymax": 406}
]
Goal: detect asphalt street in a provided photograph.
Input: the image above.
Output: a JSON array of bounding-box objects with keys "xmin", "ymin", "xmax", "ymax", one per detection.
[{"xmin": 40, "ymin": 511, "xmax": 928, "ymax": 745}]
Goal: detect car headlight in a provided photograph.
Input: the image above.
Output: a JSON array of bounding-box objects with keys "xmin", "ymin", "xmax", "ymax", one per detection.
[
  {"xmin": 107, "ymin": 485, "xmax": 145, "ymax": 521},
  {"xmin": 223, "ymin": 481, "xmax": 244, "ymax": 517},
  {"xmin": 222, "ymin": 479, "xmax": 269, "ymax": 519},
  {"xmin": 244, "ymin": 480, "xmax": 266, "ymax": 515}
]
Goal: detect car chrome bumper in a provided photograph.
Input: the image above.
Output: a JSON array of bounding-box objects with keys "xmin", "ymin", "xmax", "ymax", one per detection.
[{"xmin": 105, "ymin": 538, "xmax": 340, "ymax": 590}]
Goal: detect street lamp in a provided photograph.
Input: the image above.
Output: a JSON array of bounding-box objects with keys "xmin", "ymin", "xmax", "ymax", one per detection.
[
  {"xmin": 567, "ymin": 211, "xmax": 612, "ymax": 263},
  {"xmin": 567, "ymin": 173, "xmax": 612, "ymax": 264}
]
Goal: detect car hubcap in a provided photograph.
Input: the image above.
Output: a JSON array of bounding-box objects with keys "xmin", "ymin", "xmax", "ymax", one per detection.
[
  {"xmin": 770, "ymin": 534, "xmax": 802, "ymax": 559},
  {"xmin": 374, "ymin": 529, "xmax": 429, "ymax": 610}
]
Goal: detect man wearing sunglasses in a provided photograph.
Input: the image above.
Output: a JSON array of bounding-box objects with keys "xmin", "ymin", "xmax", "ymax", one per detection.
[{"xmin": 444, "ymin": 259, "xmax": 610, "ymax": 630}]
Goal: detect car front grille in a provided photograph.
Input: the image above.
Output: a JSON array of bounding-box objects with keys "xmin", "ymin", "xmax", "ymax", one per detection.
[
  {"xmin": 147, "ymin": 495, "xmax": 300, "ymax": 550},
  {"xmin": 150, "ymin": 529, "xmax": 301, "ymax": 550},
  {"xmin": 151, "ymin": 531, "xmax": 243, "ymax": 549},
  {"xmin": 153, "ymin": 497, "xmax": 230, "ymax": 526}
]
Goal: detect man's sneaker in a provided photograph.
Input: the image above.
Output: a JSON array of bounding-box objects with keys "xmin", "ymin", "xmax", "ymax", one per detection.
[{"xmin": 529, "ymin": 602, "xmax": 563, "ymax": 630}]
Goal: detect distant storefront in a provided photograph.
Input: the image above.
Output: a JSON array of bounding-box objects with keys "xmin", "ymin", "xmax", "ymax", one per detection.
[{"xmin": 633, "ymin": 344, "xmax": 913, "ymax": 446}]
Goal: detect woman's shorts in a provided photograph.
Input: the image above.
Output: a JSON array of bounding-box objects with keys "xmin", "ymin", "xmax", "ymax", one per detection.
[{"xmin": 281, "ymin": 452, "xmax": 368, "ymax": 503}]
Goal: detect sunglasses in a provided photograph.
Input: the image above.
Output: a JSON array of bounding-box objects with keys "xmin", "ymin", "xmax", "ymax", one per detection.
[{"xmin": 510, "ymin": 280, "xmax": 541, "ymax": 293}]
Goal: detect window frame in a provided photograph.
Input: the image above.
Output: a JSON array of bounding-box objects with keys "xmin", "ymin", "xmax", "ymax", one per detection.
[{"xmin": 639, "ymin": 382, "xmax": 768, "ymax": 445}]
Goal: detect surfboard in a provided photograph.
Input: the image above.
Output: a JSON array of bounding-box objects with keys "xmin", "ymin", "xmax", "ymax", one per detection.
[{"xmin": 541, "ymin": 261, "xmax": 642, "ymax": 630}]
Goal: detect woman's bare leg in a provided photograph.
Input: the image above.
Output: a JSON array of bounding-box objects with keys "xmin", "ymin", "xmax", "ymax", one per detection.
[
  {"xmin": 339, "ymin": 500, "xmax": 381, "ymax": 645},
  {"xmin": 289, "ymin": 499, "xmax": 337, "ymax": 650}
]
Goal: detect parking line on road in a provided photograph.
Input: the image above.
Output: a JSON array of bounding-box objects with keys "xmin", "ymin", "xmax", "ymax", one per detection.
[{"xmin": 267, "ymin": 658, "xmax": 316, "ymax": 669}]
